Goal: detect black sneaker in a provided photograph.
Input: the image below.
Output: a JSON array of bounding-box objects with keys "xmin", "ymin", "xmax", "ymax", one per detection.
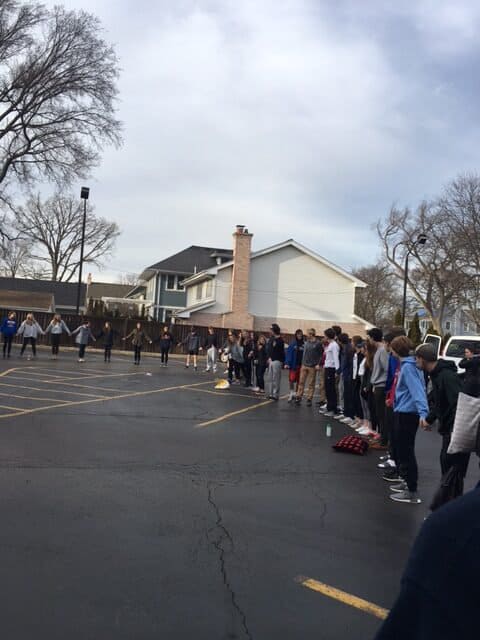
[{"xmin": 382, "ymin": 473, "xmax": 403, "ymax": 483}]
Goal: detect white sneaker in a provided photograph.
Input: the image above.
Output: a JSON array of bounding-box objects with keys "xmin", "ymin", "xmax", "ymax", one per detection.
[
  {"xmin": 340, "ymin": 417, "xmax": 354, "ymax": 425},
  {"xmin": 251, "ymin": 386, "xmax": 260, "ymax": 392},
  {"xmin": 356, "ymin": 427, "xmax": 371, "ymax": 435},
  {"xmin": 324, "ymin": 411, "xmax": 335, "ymax": 417},
  {"xmin": 333, "ymin": 413, "xmax": 344, "ymax": 420}
]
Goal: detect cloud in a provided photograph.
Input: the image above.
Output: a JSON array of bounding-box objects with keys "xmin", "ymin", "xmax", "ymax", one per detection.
[{"xmin": 42, "ymin": 0, "xmax": 480, "ymax": 278}]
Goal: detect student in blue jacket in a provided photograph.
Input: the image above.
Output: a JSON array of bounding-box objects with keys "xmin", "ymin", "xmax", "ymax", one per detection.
[
  {"xmin": 389, "ymin": 336, "xmax": 429, "ymax": 505},
  {"xmin": 1, "ymin": 311, "xmax": 17, "ymax": 358}
]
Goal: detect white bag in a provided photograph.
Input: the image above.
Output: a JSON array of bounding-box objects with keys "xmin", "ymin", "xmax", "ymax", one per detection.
[{"xmin": 448, "ymin": 392, "xmax": 480, "ymax": 454}]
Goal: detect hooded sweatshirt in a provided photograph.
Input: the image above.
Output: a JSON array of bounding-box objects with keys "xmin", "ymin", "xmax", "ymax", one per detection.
[
  {"xmin": 426, "ymin": 359, "xmax": 462, "ymax": 435},
  {"xmin": 46, "ymin": 320, "xmax": 71, "ymax": 335},
  {"xmin": 459, "ymin": 356, "xmax": 480, "ymax": 398},
  {"xmin": 394, "ymin": 356, "xmax": 429, "ymax": 418},
  {"xmin": 285, "ymin": 338, "xmax": 305, "ymax": 369},
  {"xmin": 1, "ymin": 317, "xmax": 17, "ymax": 337},
  {"xmin": 72, "ymin": 325, "xmax": 94, "ymax": 345},
  {"xmin": 17, "ymin": 320, "xmax": 44, "ymax": 339}
]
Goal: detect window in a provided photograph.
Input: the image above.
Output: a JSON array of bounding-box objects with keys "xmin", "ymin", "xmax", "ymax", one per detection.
[
  {"xmin": 205, "ymin": 280, "xmax": 213, "ymax": 298},
  {"xmin": 196, "ymin": 284, "xmax": 203, "ymax": 301},
  {"xmin": 445, "ymin": 321, "xmax": 451, "ymax": 332},
  {"xmin": 166, "ymin": 275, "xmax": 176, "ymax": 290},
  {"xmin": 464, "ymin": 322, "xmax": 469, "ymax": 332}
]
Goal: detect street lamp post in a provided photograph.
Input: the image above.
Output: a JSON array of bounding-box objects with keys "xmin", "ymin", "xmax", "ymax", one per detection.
[
  {"xmin": 76, "ymin": 187, "xmax": 90, "ymax": 315},
  {"xmin": 401, "ymin": 233, "xmax": 427, "ymax": 328}
]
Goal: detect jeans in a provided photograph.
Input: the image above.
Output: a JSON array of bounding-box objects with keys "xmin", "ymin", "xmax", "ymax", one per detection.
[
  {"xmin": 265, "ymin": 360, "xmax": 282, "ymax": 399},
  {"xmin": 440, "ymin": 433, "xmax": 470, "ymax": 478},
  {"xmin": 228, "ymin": 359, "xmax": 241, "ymax": 382},
  {"xmin": 297, "ymin": 365, "xmax": 317, "ymax": 401},
  {"xmin": 325, "ymin": 367, "xmax": 337, "ymax": 412},
  {"xmin": 134, "ymin": 345, "xmax": 142, "ymax": 363},
  {"xmin": 385, "ymin": 405, "xmax": 395, "ymax": 459},
  {"xmin": 78, "ymin": 344, "xmax": 86, "ymax": 359},
  {"xmin": 206, "ymin": 347, "xmax": 217, "ymax": 371},
  {"xmin": 21, "ymin": 337, "xmax": 36, "ymax": 356},
  {"xmin": 51, "ymin": 333, "xmax": 61, "ymax": 355},
  {"xmin": 395, "ymin": 412, "xmax": 419, "ymax": 492},
  {"xmin": 104, "ymin": 346, "xmax": 112, "ymax": 361},
  {"xmin": 317, "ymin": 367, "xmax": 326, "ymax": 403},
  {"xmin": 374, "ymin": 386, "xmax": 387, "ymax": 441},
  {"xmin": 161, "ymin": 348, "xmax": 169, "ymax": 364},
  {"xmin": 3, "ymin": 335, "xmax": 13, "ymax": 357}
]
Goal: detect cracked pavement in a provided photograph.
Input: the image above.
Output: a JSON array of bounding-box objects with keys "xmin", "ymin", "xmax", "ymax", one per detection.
[{"xmin": 0, "ymin": 353, "xmax": 477, "ymax": 639}]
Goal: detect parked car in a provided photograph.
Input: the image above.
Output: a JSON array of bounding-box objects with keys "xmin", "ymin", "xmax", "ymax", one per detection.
[{"xmin": 424, "ymin": 334, "xmax": 480, "ymax": 372}]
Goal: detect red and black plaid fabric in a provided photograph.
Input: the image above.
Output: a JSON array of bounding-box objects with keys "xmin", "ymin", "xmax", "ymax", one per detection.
[{"xmin": 333, "ymin": 435, "xmax": 369, "ymax": 455}]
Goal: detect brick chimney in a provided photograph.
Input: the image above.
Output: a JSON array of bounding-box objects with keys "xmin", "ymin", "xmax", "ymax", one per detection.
[{"xmin": 228, "ymin": 225, "xmax": 254, "ymax": 329}]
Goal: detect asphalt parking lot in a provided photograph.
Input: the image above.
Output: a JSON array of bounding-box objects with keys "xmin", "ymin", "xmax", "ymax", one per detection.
[{"xmin": 0, "ymin": 345, "xmax": 478, "ymax": 639}]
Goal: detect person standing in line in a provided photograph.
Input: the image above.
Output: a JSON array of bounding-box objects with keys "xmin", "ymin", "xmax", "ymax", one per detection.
[
  {"xmin": 241, "ymin": 330, "xmax": 256, "ymax": 387},
  {"xmin": 459, "ymin": 347, "xmax": 480, "ymax": 397},
  {"xmin": 323, "ymin": 328, "xmax": 340, "ymax": 416},
  {"xmin": 204, "ymin": 327, "xmax": 218, "ymax": 373},
  {"xmin": 1, "ymin": 311, "xmax": 17, "ymax": 359},
  {"xmin": 285, "ymin": 329, "xmax": 305, "ymax": 403},
  {"xmin": 415, "ymin": 343, "xmax": 469, "ymax": 508},
  {"xmin": 224, "ymin": 333, "xmax": 244, "ymax": 384},
  {"xmin": 72, "ymin": 319, "xmax": 96, "ymax": 362},
  {"xmin": 97, "ymin": 321, "xmax": 117, "ymax": 363},
  {"xmin": 295, "ymin": 329, "xmax": 322, "ymax": 406},
  {"xmin": 253, "ymin": 335, "xmax": 268, "ymax": 394},
  {"xmin": 158, "ymin": 326, "xmax": 174, "ymax": 368},
  {"xmin": 331, "ymin": 325, "xmax": 344, "ymax": 416},
  {"xmin": 368, "ymin": 327, "xmax": 390, "ymax": 449},
  {"xmin": 180, "ymin": 326, "xmax": 201, "ymax": 370},
  {"xmin": 338, "ymin": 333, "xmax": 355, "ymax": 425},
  {"xmin": 316, "ymin": 341, "xmax": 327, "ymax": 410},
  {"xmin": 264, "ymin": 324, "xmax": 285, "ymax": 402},
  {"xmin": 389, "ymin": 336, "xmax": 429, "ymax": 505},
  {"xmin": 45, "ymin": 314, "xmax": 71, "ymax": 360},
  {"xmin": 351, "ymin": 337, "xmax": 365, "ymax": 426},
  {"xmin": 123, "ymin": 322, "xmax": 152, "ymax": 365},
  {"xmin": 18, "ymin": 313, "xmax": 44, "ymax": 359}
]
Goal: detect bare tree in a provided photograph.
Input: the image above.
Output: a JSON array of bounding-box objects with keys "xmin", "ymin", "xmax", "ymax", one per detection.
[
  {"xmin": 117, "ymin": 272, "xmax": 139, "ymax": 286},
  {"xmin": 14, "ymin": 192, "xmax": 120, "ymax": 282},
  {"xmin": 352, "ymin": 261, "xmax": 402, "ymax": 327},
  {"xmin": 437, "ymin": 174, "xmax": 480, "ymax": 329},
  {"xmin": 0, "ymin": 236, "xmax": 32, "ymax": 276},
  {"xmin": 0, "ymin": 1, "xmax": 121, "ymax": 201},
  {"xmin": 377, "ymin": 203, "xmax": 460, "ymax": 333}
]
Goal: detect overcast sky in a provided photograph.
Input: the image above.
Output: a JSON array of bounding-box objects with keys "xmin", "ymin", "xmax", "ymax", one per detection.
[{"xmin": 45, "ymin": 0, "xmax": 480, "ymax": 282}]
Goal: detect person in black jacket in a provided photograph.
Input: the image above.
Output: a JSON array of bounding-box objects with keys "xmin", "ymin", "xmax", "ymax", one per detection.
[
  {"xmin": 241, "ymin": 329, "xmax": 256, "ymax": 387},
  {"xmin": 158, "ymin": 326, "xmax": 174, "ymax": 367},
  {"xmin": 459, "ymin": 348, "xmax": 480, "ymax": 398},
  {"xmin": 416, "ymin": 343, "xmax": 470, "ymax": 506},
  {"xmin": 375, "ymin": 483, "xmax": 480, "ymax": 640},
  {"xmin": 97, "ymin": 321, "xmax": 118, "ymax": 362},
  {"xmin": 254, "ymin": 335, "xmax": 268, "ymax": 394},
  {"xmin": 204, "ymin": 327, "xmax": 218, "ymax": 373},
  {"xmin": 265, "ymin": 323, "xmax": 285, "ymax": 401}
]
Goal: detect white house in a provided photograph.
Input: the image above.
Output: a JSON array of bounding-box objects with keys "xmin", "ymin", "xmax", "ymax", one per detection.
[{"xmin": 175, "ymin": 226, "xmax": 371, "ymax": 335}]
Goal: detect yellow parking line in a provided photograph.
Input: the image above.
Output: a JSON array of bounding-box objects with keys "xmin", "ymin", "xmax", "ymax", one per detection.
[
  {"xmin": 0, "ymin": 367, "xmax": 19, "ymax": 377},
  {"xmin": 0, "ymin": 391, "xmax": 71, "ymax": 404},
  {"xmin": 0, "ymin": 403, "xmax": 27, "ymax": 412},
  {"xmin": 0, "ymin": 380, "xmax": 108, "ymax": 399},
  {"xmin": 195, "ymin": 397, "xmax": 276, "ymax": 428},
  {"xmin": 181, "ymin": 387, "xmax": 259, "ymax": 400},
  {"xmin": 295, "ymin": 576, "xmax": 389, "ymax": 620},
  {"xmin": 0, "ymin": 380, "xmax": 213, "ymax": 420}
]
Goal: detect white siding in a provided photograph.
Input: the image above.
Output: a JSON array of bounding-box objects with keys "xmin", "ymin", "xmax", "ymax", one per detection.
[
  {"xmin": 249, "ymin": 246, "xmax": 356, "ymax": 322},
  {"xmin": 145, "ymin": 276, "xmax": 156, "ymax": 301}
]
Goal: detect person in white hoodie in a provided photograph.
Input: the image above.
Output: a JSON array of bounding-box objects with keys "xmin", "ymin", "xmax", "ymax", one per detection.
[
  {"xmin": 45, "ymin": 314, "xmax": 71, "ymax": 360},
  {"xmin": 18, "ymin": 313, "xmax": 44, "ymax": 359}
]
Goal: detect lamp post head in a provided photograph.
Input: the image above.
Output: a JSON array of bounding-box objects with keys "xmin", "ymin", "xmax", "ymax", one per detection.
[
  {"xmin": 417, "ymin": 233, "xmax": 427, "ymax": 246},
  {"xmin": 80, "ymin": 186, "xmax": 90, "ymax": 200}
]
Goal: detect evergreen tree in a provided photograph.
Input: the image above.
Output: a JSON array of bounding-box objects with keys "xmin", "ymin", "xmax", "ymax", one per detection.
[
  {"xmin": 408, "ymin": 313, "xmax": 422, "ymax": 346},
  {"xmin": 394, "ymin": 309, "xmax": 403, "ymax": 327}
]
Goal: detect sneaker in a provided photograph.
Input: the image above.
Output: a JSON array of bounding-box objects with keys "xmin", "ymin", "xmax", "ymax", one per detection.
[
  {"xmin": 194, "ymin": 366, "xmax": 198, "ymax": 371},
  {"xmin": 379, "ymin": 455, "xmax": 390, "ymax": 462},
  {"xmin": 318, "ymin": 407, "xmax": 328, "ymax": 414},
  {"xmin": 287, "ymin": 392, "xmax": 295, "ymax": 403},
  {"xmin": 251, "ymin": 386, "xmax": 260, "ymax": 392},
  {"xmin": 356, "ymin": 427, "xmax": 371, "ymax": 435},
  {"xmin": 324, "ymin": 411, "xmax": 335, "ymax": 417},
  {"xmin": 333, "ymin": 413, "xmax": 344, "ymax": 420},
  {"xmin": 383, "ymin": 473, "xmax": 403, "ymax": 483},
  {"xmin": 390, "ymin": 482, "xmax": 408, "ymax": 492},
  {"xmin": 205, "ymin": 368, "xmax": 211, "ymax": 372},
  {"xmin": 306, "ymin": 399, "xmax": 312, "ymax": 407},
  {"xmin": 185, "ymin": 365, "xmax": 189, "ymax": 369},
  {"xmin": 390, "ymin": 491, "xmax": 421, "ymax": 504},
  {"xmin": 377, "ymin": 459, "xmax": 396, "ymax": 469},
  {"xmin": 295, "ymin": 397, "xmax": 301, "ymax": 406},
  {"xmin": 340, "ymin": 417, "xmax": 354, "ymax": 425}
]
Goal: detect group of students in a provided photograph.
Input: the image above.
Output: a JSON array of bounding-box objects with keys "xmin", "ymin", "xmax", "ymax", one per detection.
[{"xmin": 0, "ymin": 312, "xmax": 178, "ymax": 365}]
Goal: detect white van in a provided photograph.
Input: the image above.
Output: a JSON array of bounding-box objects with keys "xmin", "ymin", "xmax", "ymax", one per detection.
[{"xmin": 423, "ymin": 334, "xmax": 480, "ymax": 372}]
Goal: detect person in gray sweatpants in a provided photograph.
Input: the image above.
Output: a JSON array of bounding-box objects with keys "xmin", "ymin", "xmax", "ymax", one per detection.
[{"xmin": 264, "ymin": 323, "xmax": 285, "ymax": 401}]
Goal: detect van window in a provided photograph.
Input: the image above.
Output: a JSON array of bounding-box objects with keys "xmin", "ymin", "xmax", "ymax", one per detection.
[{"xmin": 445, "ymin": 339, "xmax": 480, "ymax": 358}]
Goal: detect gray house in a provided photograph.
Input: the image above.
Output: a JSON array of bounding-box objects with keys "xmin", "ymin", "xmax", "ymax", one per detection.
[
  {"xmin": 407, "ymin": 307, "xmax": 479, "ymax": 337},
  {"xmin": 128, "ymin": 246, "xmax": 232, "ymax": 322}
]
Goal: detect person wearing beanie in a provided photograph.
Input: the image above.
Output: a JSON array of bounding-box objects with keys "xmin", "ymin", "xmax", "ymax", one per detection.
[
  {"xmin": 367, "ymin": 327, "xmax": 390, "ymax": 450},
  {"xmin": 415, "ymin": 343, "xmax": 469, "ymax": 508}
]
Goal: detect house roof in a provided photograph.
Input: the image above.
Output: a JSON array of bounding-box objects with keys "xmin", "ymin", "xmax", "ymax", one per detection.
[
  {"xmin": 88, "ymin": 282, "xmax": 132, "ymax": 300},
  {"xmin": 0, "ymin": 277, "xmax": 86, "ymax": 309},
  {"xmin": 181, "ymin": 239, "xmax": 367, "ymax": 288},
  {"xmin": 0, "ymin": 289, "xmax": 55, "ymax": 312},
  {"xmin": 140, "ymin": 245, "xmax": 232, "ymax": 280}
]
